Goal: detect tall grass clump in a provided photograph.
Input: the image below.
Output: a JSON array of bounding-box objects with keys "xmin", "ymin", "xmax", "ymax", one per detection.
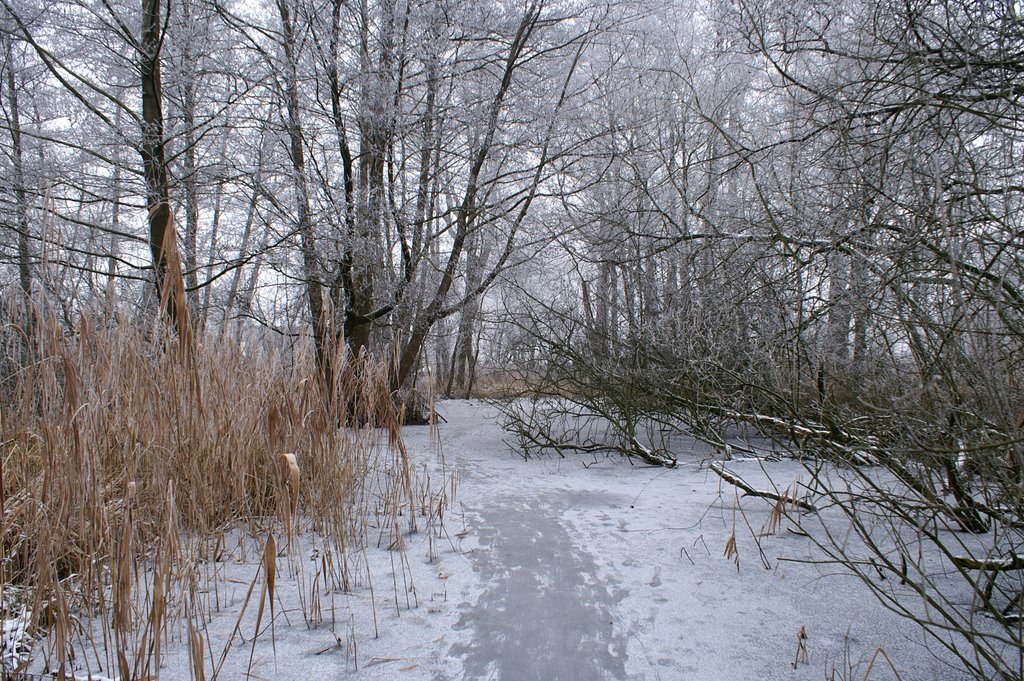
[{"xmin": 0, "ymin": 305, "xmax": 425, "ymax": 678}]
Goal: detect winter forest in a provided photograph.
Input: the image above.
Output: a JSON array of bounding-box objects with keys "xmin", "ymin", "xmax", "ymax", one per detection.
[{"xmin": 1, "ymin": 0, "xmax": 1022, "ymax": 679}]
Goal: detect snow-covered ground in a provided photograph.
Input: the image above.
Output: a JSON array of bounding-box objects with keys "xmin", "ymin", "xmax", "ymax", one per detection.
[
  {"xmin": 14, "ymin": 399, "xmax": 971, "ymax": 680},
  {"xmin": 426, "ymin": 401, "xmax": 963, "ymax": 681}
]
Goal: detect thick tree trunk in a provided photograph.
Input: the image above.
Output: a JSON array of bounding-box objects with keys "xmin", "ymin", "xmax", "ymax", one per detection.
[
  {"xmin": 343, "ymin": 0, "xmax": 398, "ymax": 360},
  {"xmin": 141, "ymin": 0, "xmax": 190, "ymax": 344}
]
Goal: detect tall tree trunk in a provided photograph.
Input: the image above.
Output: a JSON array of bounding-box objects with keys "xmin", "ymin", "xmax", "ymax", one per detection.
[
  {"xmin": 178, "ymin": 0, "xmax": 200, "ymax": 321},
  {"xmin": 447, "ymin": 236, "xmax": 488, "ymax": 397},
  {"xmin": 595, "ymin": 260, "xmax": 617, "ymax": 361},
  {"xmin": 181, "ymin": 116, "xmax": 201, "ymax": 319},
  {"xmin": 850, "ymin": 251, "xmax": 868, "ymax": 371},
  {"xmin": 4, "ymin": 36, "xmax": 32, "ymax": 311},
  {"xmin": 221, "ymin": 179, "xmax": 259, "ymax": 338},
  {"xmin": 826, "ymin": 250, "xmax": 852, "ymax": 369},
  {"xmin": 344, "ymin": 0, "xmax": 397, "ymax": 358},
  {"xmin": 222, "ymin": 124, "xmax": 266, "ymax": 338},
  {"xmin": 200, "ymin": 125, "xmax": 231, "ymax": 333},
  {"xmin": 141, "ymin": 0, "xmax": 190, "ymax": 344},
  {"xmin": 277, "ymin": 0, "xmax": 330, "ymax": 383},
  {"xmin": 107, "ymin": 161, "xmax": 121, "ymax": 305},
  {"xmin": 411, "ymin": 60, "xmax": 438, "ymax": 269},
  {"xmin": 326, "ymin": 0, "xmax": 355, "ymax": 316}
]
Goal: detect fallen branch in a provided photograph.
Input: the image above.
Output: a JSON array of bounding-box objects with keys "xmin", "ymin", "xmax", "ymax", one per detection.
[
  {"xmin": 628, "ymin": 438, "xmax": 677, "ymax": 468},
  {"xmin": 709, "ymin": 463, "xmax": 817, "ymax": 512},
  {"xmin": 951, "ymin": 554, "xmax": 1024, "ymax": 572},
  {"xmin": 505, "ymin": 415, "xmax": 676, "ymax": 466}
]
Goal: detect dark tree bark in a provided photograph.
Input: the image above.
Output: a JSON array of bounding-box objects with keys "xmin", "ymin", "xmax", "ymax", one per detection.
[
  {"xmin": 3, "ymin": 37, "xmax": 32, "ymax": 307},
  {"xmin": 141, "ymin": 0, "xmax": 190, "ymax": 343},
  {"xmin": 277, "ymin": 0, "xmax": 330, "ymax": 381}
]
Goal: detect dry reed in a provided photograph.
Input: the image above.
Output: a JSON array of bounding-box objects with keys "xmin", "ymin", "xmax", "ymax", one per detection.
[{"xmin": 0, "ymin": 306, "xmax": 426, "ymax": 678}]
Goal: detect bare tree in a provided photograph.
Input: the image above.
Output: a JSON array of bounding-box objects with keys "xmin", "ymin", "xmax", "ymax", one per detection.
[{"xmin": 497, "ymin": 0, "xmax": 1023, "ymax": 676}]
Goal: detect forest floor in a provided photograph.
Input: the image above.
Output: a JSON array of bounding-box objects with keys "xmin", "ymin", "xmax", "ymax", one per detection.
[{"xmin": 20, "ymin": 400, "xmax": 970, "ymax": 681}]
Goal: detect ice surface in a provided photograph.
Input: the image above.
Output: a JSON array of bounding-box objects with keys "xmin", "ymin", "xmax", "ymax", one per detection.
[
  {"xmin": 20, "ymin": 399, "xmax": 971, "ymax": 680},
  {"xmin": 433, "ymin": 401, "xmax": 966, "ymax": 681}
]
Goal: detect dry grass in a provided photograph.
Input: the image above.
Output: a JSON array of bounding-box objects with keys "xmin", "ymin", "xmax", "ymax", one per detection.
[{"xmin": 0, "ymin": 306, "xmax": 428, "ymax": 679}]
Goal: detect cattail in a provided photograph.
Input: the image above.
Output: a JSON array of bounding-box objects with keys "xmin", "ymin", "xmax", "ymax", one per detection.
[{"xmin": 279, "ymin": 453, "xmax": 300, "ymax": 519}]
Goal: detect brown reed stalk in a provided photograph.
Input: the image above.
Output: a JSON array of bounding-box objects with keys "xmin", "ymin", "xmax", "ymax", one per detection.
[{"xmin": 0, "ymin": 303, "xmax": 424, "ymax": 678}]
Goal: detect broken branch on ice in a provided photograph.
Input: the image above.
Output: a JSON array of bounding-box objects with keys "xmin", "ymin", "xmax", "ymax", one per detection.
[
  {"xmin": 951, "ymin": 554, "xmax": 1024, "ymax": 572},
  {"xmin": 709, "ymin": 463, "xmax": 817, "ymax": 512}
]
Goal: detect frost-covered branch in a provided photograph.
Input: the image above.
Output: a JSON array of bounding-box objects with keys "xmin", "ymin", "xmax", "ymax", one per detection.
[{"xmin": 708, "ymin": 463, "xmax": 817, "ymax": 512}]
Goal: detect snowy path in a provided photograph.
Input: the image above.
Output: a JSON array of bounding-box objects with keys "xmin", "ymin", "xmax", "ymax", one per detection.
[
  {"xmin": 449, "ymin": 490, "xmax": 627, "ymax": 680},
  {"xmin": 426, "ymin": 400, "xmax": 962, "ymax": 681},
  {"xmin": 437, "ymin": 401, "xmax": 632, "ymax": 679}
]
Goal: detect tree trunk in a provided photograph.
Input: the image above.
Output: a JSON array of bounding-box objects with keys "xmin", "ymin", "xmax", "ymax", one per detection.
[
  {"xmin": 178, "ymin": 0, "xmax": 200, "ymax": 321},
  {"xmin": 826, "ymin": 250, "xmax": 852, "ymax": 368},
  {"xmin": 222, "ymin": 125, "xmax": 265, "ymax": 338},
  {"xmin": 394, "ymin": 2, "xmax": 542, "ymax": 395},
  {"xmin": 200, "ymin": 125, "xmax": 231, "ymax": 333},
  {"xmin": 447, "ymin": 236, "xmax": 488, "ymax": 397},
  {"xmin": 326, "ymin": 0, "xmax": 355, "ymax": 315},
  {"xmin": 344, "ymin": 0, "xmax": 398, "ymax": 359},
  {"xmin": 4, "ymin": 37, "xmax": 32, "ymax": 309},
  {"xmin": 140, "ymin": 0, "xmax": 191, "ymax": 344},
  {"xmin": 277, "ymin": 0, "xmax": 330, "ymax": 383}
]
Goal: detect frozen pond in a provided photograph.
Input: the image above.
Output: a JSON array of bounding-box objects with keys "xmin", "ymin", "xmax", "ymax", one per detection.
[{"xmin": 15, "ymin": 400, "xmax": 971, "ymax": 680}]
